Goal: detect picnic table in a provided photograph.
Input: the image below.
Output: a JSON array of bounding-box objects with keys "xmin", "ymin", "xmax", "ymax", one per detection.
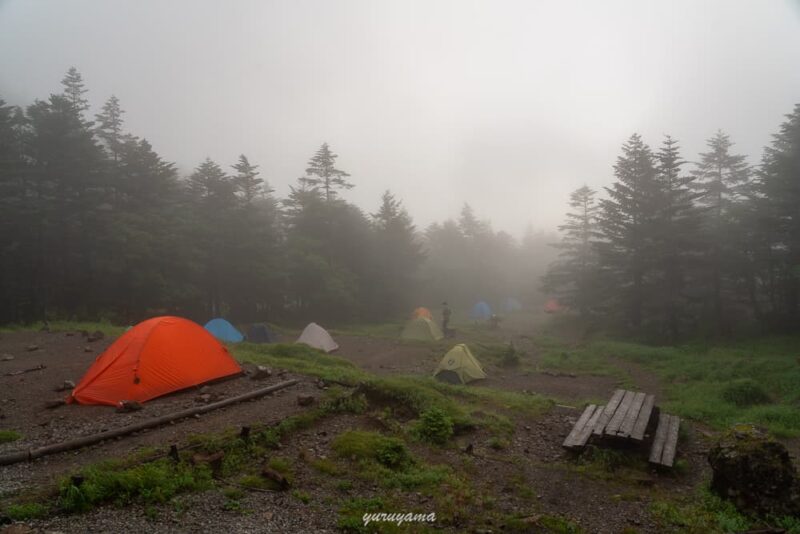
[{"xmin": 562, "ymin": 389, "xmax": 680, "ymax": 467}]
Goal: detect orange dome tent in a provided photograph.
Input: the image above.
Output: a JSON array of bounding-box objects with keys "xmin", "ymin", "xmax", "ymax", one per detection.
[
  {"xmin": 412, "ymin": 307, "xmax": 433, "ymax": 320},
  {"xmin": 68, "ymin": 316, "xmax": 242, "ymax": 406},
  {"xmin": 544, "ymin": 298, "xmax": 563, "ymax": 314}
]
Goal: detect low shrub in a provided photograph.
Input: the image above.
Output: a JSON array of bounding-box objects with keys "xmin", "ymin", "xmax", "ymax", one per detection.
[
  {"xmin": 722, "ymin": 379, "xmax": 771, "ymax": 407},
  {"xmin": 413, "ymin": 408, "xmax": 454, "ymax": 445}
]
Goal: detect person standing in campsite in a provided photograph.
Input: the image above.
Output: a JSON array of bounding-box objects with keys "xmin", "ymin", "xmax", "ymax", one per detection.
[{"xmin": 441, "ymin": 302, "xmax": 452, "ymax": 333}]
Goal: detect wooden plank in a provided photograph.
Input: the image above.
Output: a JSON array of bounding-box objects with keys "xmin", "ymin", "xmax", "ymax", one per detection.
[
  {"xmin": 592, "ymin": 389, "xmax": 625, "ymax": 435},
  {"xmin": 573, "ymin": 405, "xmax": 604, "ymax": 447},
  {"xmin": 562, "ymin": 404, "xmax": 597, "ymax": 449},
  {"xmin": 617, "ymin": 392, "xmax": 646, "ymax": 438},
  {"xmin": 660, "ymin": 415, "xmax": 681, "ymax": 467},
  {"xmin": 606, "ymin": 390, "xmax": 636, "ymax": 436},
  {"xmin": 648, "ymin": 412, "xmax": 669, "ymax": 464},
  {"xmin": 630, "ymin": 394, "xmax": 655, "ymax": 441}
]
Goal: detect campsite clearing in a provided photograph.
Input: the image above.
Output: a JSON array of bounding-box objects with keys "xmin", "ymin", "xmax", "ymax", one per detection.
[{"xmin": 0, "ymin": 319, "xmax": 798, "ymax": 533}]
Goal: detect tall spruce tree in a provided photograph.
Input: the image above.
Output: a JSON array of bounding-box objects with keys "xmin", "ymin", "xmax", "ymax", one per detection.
[
  {"xmin": 368, "ymin": 191, "xmax": 425, "ymax": 318},
  {"xmin": 543, "ymin": 185, "xmax": 602, "ymax": 319},
  {"xmin": 95, "ymin": 95, "xmax": 125, "ymax": 162},
  {"xmin": 758, "ymin": 104, "xmax": 800, "ymax": 327},
  {"xmin": 61, "ymin": 67, "xmax": 90, "ymax": 115},
  {"xmin": 598, "ymin": 134, "xmax": 659, "ymax": 330},
  {"xmin": 304, "ymin": 142, "xmax": 352, "ymax": 202},
  {"xmin": 232, "ymin": 154, "xmax": 267, "ymax": 203},
  {"xmin": 651, "ymin": 136, "xmax": 701, "ymax": 340},
  {"xmin": 691, "ymin": 131, "xmax": 752, "ymax": 333}
]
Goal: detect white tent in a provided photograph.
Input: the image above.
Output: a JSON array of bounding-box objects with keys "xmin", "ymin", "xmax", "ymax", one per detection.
[{"xmin": 296, "ymin": 322, "xmax": 339, "ymax": 353}]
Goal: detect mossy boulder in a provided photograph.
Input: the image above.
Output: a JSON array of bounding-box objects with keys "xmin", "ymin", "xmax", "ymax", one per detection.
[{"xmin": 707, "ymin": 424, "xmax": 800, "ymax": 517}]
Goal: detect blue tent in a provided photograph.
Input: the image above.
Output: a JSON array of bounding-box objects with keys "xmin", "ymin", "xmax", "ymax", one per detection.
[
  {"xmin": 204, "ymin": 318, "xmax": 244, "ymax": 343},
  {"xmin": 504, "ymin": 297, "xmax": 522, "ymax": 312},
  {"xmin": 471, "ymin": 301, "xmax": 493, "ymax": 320}
]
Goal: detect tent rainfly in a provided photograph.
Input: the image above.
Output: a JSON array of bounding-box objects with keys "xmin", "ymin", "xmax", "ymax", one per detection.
[
  {"xmin": 296, "ymin": 322, "xmax": 339, "ymax": 353},
  {"xmin": 69, "ymin": 316, "xmax": 242, "ymax": 406},
  {"xmin": 401, "ymin": 316, "xmax": 444, "ymax": 341},
  {"xmin": 434, "ymin": 344, "xmax": 487, "ymax": 384},
  {"xmin": 204, "ymin": 318, "xmax": 244, "ymax": 343}
]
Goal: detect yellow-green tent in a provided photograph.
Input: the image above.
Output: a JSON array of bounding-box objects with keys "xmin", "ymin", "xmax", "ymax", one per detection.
[
  {"xmin": 434, "ymin": 344, "xmax": 487, "ymax": 384},
  {"xmin": 400, "ymin": 316, "xmax": 443, "ymax": 341}
]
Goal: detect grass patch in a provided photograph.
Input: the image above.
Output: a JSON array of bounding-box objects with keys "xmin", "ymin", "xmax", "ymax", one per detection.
[
  {"xmin": 332, "ymin": 431, "xmax": 412, "ymax": 470},
  {"xmin": 651, "ymin": 487, "xmax": 800, "ymax": 534},
  {"xmin": 0, "ymin": 320, "xmax": 126, "ymax": 338},
  {"xmin": 57, "ymin": 460, "xmax": 214, "ymax": 513},
  {"xmin": 535, "ymin": 335, "xmax": 800, "ymax": 436},
  {"xmin": 3, "ymin": 502, "xmax": 49, "ymax": 520},
  {"xmin": 0, "ymin": 430, "xmax": 22, "ymax": 444}
]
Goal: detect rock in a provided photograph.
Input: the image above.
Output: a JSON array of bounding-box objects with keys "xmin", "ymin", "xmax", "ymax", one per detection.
[
  {"xmin": 87, "ymin": 330, "xmax": 105, "ymax": 342},
  {"xmin": 54, "ymin": 380, "xmax": 76, "ymax": 392},
  {"xmin": 83, "ymin": 346, "xmax": 94, "ymax": 353},
  {"xmin": 708, "ymin": 424, "xmax": 800, "ymax": 517},
  {"xmin": 251, "ymin": 365, "xmax": 272, "ymax": 380},
  {"xmin": 65, "ymin": 332, "xmax": 75, "ymax": 337},
  {"xmin": 261, "ymin": 465, "xmax": 290, "ymax": 490},
  {"xmin": 297, "ymin": 394, "xmax": 315, "ymax": 406},
  {"xmin": 195, "ymin": 393, "xmax": 213, "ymax": 404},
  {"xmin": 25, "ymin": 344, "xmax": 39, "ymax": 352},
  {"xmin": 200, "ymin": 385, "xmax": 211, "ymax": 393},
  {"xmin": 116, "ymin": 400, "xmax": 143, "ymax": 412},
  {"xmin": 1, "ymin": 354, "xmax": 14, "ymax": 361}
]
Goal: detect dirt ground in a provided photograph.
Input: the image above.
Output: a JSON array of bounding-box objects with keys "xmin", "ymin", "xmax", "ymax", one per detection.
[
  {"xmin": 0, "ymin": 329, "xmax": 318, "ymax": 497},
  {"xmin": 0, "ymin": 325, "xmax": 724, "ymax": 533}
]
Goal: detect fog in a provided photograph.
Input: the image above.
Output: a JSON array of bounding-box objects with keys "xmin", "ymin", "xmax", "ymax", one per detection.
[{"xmin": 1, "ymin": 0, "xmax": 799, "ymax": 233}]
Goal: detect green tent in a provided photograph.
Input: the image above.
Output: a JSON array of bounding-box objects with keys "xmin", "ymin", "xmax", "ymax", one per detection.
[
  {"xmin": 434, "ymin": 344, "xmax": 487, "ymax": 384},
  {"xmin": 401, "ymin": 316, "xmax": 444, "ymax": 341}
]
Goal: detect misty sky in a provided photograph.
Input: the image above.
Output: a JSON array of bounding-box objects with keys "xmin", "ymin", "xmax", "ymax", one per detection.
[{"xmin": 1, "ymin": 0, "xmax": 799, "ymax": 235}]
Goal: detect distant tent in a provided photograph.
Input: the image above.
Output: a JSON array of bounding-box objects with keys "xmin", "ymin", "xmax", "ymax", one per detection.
[
  {"xmin": 411, "ymin": 307, "xmax": 433, "ymax": 320},
  {"xmin": 504, "ymin": 297, "xmax": 522, "ymax": 312},
  {"xmin": 68, "ymin": 316, "xmax": 242, "ymax": 406},
  {"xmin": 471, "ymin": 301, "xmax": 493, "ymax": 320},
  {"xmin": 204, "ymin": 318, "xmax": 244, "ymax": 343},
  {"xmin": 544, "ymin": 298, "xmax": 563, "ymax": 314},
  {"xmin": 296, "ymin": 323, "xmax": 338, "ymax": 353},
  {"xmin": 246, "ymin": 323, "xmax": 274, "ymax": 344},
  {"xmin": 434, "ymin": 344, "xmax": 487, "ymax": 384},
  {"xmin": 401, "ymin": 316, "xmax": 444, "ymax": 341}
]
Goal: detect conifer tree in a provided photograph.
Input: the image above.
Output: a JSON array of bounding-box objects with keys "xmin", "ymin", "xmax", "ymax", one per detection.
[
  {"xmin": 691, "ymin": 131, "xmax": 752, "ymax": 333},
  {"xmin": 304, "ymin": 142, "xmax": 352, "ymax": 201},
  {"xmin": 757, "ymin": 104, "xmax": 800, "ymax": 326},
  {"xmin": 95, "ymin": 95, "xmax": 125, "ymax": 161},
  {"xmin": 543, "ymin": 185, "xmax": 602, "ymax": 318},
  {"xmin": 598, "ymin": 134, "xmax": 659, "ymax": 329}
]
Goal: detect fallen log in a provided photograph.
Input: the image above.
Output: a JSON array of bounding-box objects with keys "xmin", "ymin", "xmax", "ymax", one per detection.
[{"xmin": 0, "ymin": 379, "xmax": 299, "ymax": 466}]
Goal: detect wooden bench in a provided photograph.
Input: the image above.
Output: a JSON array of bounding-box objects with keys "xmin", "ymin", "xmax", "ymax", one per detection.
[
  {"xmin": 563, "ymin": 389, "xmax": 656, "ymax": 450},
  {"xmin": 648, "ymin": 412, "xmax": 680, "ymax": 467},
  {"xmin": 562, "ymin": 388, "xmax": 681, "ymax": 468}
]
